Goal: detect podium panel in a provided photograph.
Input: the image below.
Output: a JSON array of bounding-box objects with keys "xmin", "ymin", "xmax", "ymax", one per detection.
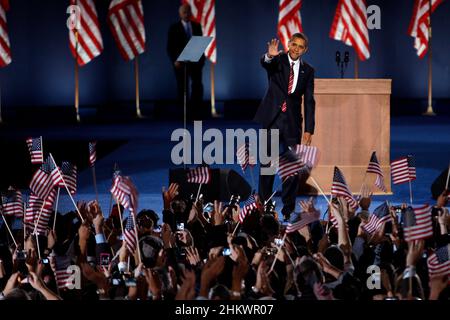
[{"xmin": 305, "ymin": 79, "xmax": 392, "ymax": 195}]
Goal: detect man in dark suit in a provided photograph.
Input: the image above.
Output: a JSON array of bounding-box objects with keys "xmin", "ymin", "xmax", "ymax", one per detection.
[
  {"xmin": 167, "ymin": 3, "xmax": 205, "ymax": 117},
  {"xmin": 254, "ymin": 33, "xmax": 315, "ymax": 221}
]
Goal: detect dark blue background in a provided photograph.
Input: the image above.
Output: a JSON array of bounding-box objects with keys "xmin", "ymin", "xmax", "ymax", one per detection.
[{"xmin": 1, "ymin": 0, "xmax": 449, "ymax": 109}]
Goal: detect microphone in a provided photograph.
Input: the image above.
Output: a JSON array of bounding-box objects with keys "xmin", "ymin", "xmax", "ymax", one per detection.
[
  {"xmin": 344, "ymin": 51, "xmax": 350, "ymax": 67},
  {"xmin": 335, "ymin": 51, "xmax": 341, "ymax": 67}
]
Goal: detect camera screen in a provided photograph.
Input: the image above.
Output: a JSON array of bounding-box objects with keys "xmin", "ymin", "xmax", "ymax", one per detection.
[{"xmin": 222, "ymin": 248, "xmax": 231, "ymax": 256}]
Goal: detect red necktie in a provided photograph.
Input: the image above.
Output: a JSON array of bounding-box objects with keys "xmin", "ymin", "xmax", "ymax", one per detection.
[{"xmin": 281, "ymin": 62, "xmax": 295, "ymax": 113}]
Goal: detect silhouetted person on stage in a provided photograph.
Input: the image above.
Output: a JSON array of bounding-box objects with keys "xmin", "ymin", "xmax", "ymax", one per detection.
[
  {"xmin": 167, "ymin": 3, "xmax": 205, "ymax": 119},
  {"xmin": 254, "ymin": 33, "xmax": 316, "ymax": 221}
]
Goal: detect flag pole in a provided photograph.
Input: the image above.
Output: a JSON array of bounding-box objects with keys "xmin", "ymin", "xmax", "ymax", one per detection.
[
  {"xmin": 249, "ymin": 167, "xmax": 256, "ymax": 192},
  {"xmin": 409, "ymin": 180, "xmax": 413, "ymax": 205},
  {"xmin": 1, "ymin": 213, "xmax": 17, "ymax": 248},
  {"xmin": 268, "ymin": 233, "xmax": 287, "ymax": 275},
  {"xmin": 134, "ymin": 56, "xmax": 142, "ymax": 118},
  {"xmin": 92, "ymin": 165, "xmax": 98, "ymax": 202},
  {"xmin": 445, "ymin": 163, "xmax": 450, "ymax": 189},
  {"xmin": 195, "ymin": 183, "xmax": 203, "ymax": 202},
  {"xmin": 354, "ymin": 50, "xmax": 359, "ymax": 79},
  {"xmin": 23, "ymin": 201, "xmax": 26, "ymax": 245},
  {"xmin": 424, "ymin": 0, "xmax": 435, "ymax": 116},
  {"xmin": 35, "ymin": 232, "xmax": 41, "ymax": 260},
  {"xmin": 309, "ymin": 176, "xmax": 332, "ymax": 206},
  {"xmin": 49, "ymin": 154, "xmax": 84, "ymax": 222},
  {"xmin": 53, "ymin": 188, "xmax": 60, "ymax": 231},
  {"xmin": 74, "ymin": 30, "xmax": 81, "ymax": 123},
  {"xmin": 115, "ymin": 198, "xmax": 125, "ymax": 235},
  {"xmin": 32, "ymin": 201, "xmax": 46, "ymax": 236},
  {"xmin": 210, "ymin": 63, "xmax": 218, "ymax": 117}
]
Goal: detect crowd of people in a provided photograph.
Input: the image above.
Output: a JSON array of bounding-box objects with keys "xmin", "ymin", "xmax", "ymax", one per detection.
[{"xmin": 0, "ymin": 181, "xmax": 448, "ymax": 301}]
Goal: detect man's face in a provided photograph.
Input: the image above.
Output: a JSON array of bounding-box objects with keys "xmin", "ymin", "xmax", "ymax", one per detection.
[
  {"xmin": 288, "ymin": 37, "xmax": 307, "ymax": 61},
  {"xmin": 179, "ymin": 4, "xmax": 192, "ymax": 22}
]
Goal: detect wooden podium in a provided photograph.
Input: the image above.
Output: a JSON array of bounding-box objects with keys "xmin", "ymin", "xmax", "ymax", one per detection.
[{"xmin": 304, "ymin": 79, "xmax": 392, "ymax": 195}]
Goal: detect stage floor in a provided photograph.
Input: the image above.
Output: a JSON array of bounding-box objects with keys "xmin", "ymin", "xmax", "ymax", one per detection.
[{"xmin": 1, "ymin": 114, "xmax": 449, "ymax": 220}]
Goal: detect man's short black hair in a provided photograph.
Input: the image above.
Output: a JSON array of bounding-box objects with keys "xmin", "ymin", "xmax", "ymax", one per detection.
[{"xmin": 290, "ymin": 32, "xmax": 309, "ymax": 48}]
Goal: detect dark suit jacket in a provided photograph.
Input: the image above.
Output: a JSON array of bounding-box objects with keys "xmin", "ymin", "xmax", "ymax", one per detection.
[
  {"xmin": 254, "ymin": 53, "xmax": 315, "ymax": 146},
  {"xmin": 167, "ymin": 20, "xmax": 205, "ymax": 65}
]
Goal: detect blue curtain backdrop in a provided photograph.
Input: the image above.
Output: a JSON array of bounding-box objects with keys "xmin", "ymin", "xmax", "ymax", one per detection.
[{"xmin": 1, "ymin": 0, "xmax": 449, "ymax": 108}]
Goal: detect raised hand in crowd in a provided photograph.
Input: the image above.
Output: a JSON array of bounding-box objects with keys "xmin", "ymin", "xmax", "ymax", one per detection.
[
  {"xmin": 199, "ymin": 256, "xmax": 225, "ymax": 298},
  {"xmin": 359, "ymin": 183, "xmax": 373, "ymax": 211}
]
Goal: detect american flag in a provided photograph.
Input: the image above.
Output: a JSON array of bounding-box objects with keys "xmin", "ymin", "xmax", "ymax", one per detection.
[
  {"xmin": 0, "ymin": 0, "xmax": 11, "ymax": 67},
  {"xmin": 236, "ymin": 142, "xmax": 256, "ymax": 172},
  {"xmin": 108, "ymin": 0, "xmax": 146, "ymax": 61},
  {"xmin": 47, "ymin": 157, "xmax": 65, "ymax": 188},
  {"xmin": 88, "ymin": 141, "xmax": 97, "ymax": 167},
  {"xmin": 277, "ymin": 0, "xmax": 303, "ymax": 52},
  {"xmin": 1, "ymin": 187, "xmax": 23, "ymax": 217},
  {"xmin": 286, "ymin": 210, "xmax": 320, "ymax": 233},
  {"xmin": 187, "ymin": 167, "xmax": 211, "ymax": 184},
  {"xmin": 29, "ymin": 158, "xmax": 54, "ymax": 201},
  {"xmin": 331, "ymin": 166, "xmax": 358, "ymax": 210},
  {"xmin": 26, "ymin": 137, "xmax": 44, "ymax": 165},
  {"xmin": 110, "ymin": 173, "xmax": 138, "ymax": 214},
  {"xmin": 329, "ymin": 0, "xmax": 370, "ymax": 61},
  {"xmin": 183, "ymin": 0, "xmax": 216, "ymax": 63},
  {"xmin": 391, "ymin": 155, "xmax": 416, "ymax": 185},
  {"xmin": 25, "ymin": 193, "xmax": 53, "ymax": 235},
  {"xmin": 239, "ymin": 195, "xmax": 257, "ymax": 223},
  {"xmin": 124, "ymin": 215, "xmax": 138, "ymax": 253},
  {"xmin": 277, "ymin": 150, "xmax": 310, "ymax": 182},
  {"xmin": 54, "ymin": 256, "xmax": 72, "ymax": 290},
  {"xmin": 69, "ymin": 0, "xmax": 103, "ymax": 66},
  {"xmin": 427, "ymin": 244, "xmax": 450, "ymax": 281},
  {"xmin": 403, "ymin": 204, "xmax": 433, "ymax": 242},
  {"xmin": 294, "ymin": 144, "xmax": 320, "ymax": 168},
  {"xmin": 366, "ymin": 151, "xmax": 387, "ymax": 192},
  {"xmin": 408, "ymin": 0, "xmax": 444, "ymax": 58},
  {"xmin": 362, "ymin": 201, "xmax": 391, "ymax": 235},
  {"xmin": 59, "ymin": 162, "xmax": 77, "ymax": 195}
]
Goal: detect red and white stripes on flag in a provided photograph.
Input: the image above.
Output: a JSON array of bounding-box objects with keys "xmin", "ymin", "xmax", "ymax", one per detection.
[
  {"xmin": 69, "ymin": 0, "xmax": 103, "ymax": 66},
  {"xmin": 366, "ymin": 151, "xmax": 387, "ymax": 192},
  {"xmin": 277, "ymin": 150, "xmax": 309, "ymax": 182},
  {"xmin": 403, "ymin": 204, "xmax": 433, "ymax": 242},
  {"xmin": 25, "ymin": 193, "xmax": 54, "ymax": 235},
  {"xmin": 236, "ymin": 143, "xmax": 256, "ymax": 172},
  {"xmin": 408, "ymin": 0, "xmax": 443, "ymax": 58},
  {"xmin": 1, "ymin": 187, "xmax": 23, "ymax": 217},
  {"xmin": 329, "ymin": 0, "xmax": 370, "ymax": 61},
  {"xmin": 29, "ymin": 161, "xmax": 54, "ymax": 201},
  {"xmin": 277, "ymin": 0, "xmax": 303, "ymax": 52},
  {"xmin": 108, "ymin": 0, "xmax": 146, "ymax": 61},
  {"xmin": 331, "ymin": 166, "xmax": 358, "ymax": 210},
  {"xmin": 110, "ymin": 174, "xmax": 138, "ymax": 213},
  {"xmin": 88, "ymin": 141, "xmax": 97, "ymax": 167},
  {"xmin": 59, "ymin": 162, "xmax": 77, "ymax": 195},
  {"xmin": 124, "ymin": 215, "xmax": 138, "ymax": 253},
  {"xmin": 183, "ymin": 0, "xmax": 216, "ymax": 63},
  {"xmin": 26, "ymin": 137, "xmax": 44, "ymax": 165},
  {"xmin": 294, "ymin": 144, "xmax": 320, "ymax": 168},
  {"xmin": 286, "ymin": 210, "xmax": 320, "ymax": 233},
  {"xmin": 187, "ymin": 167, "xmax": 211, "ymax": 184},
  {"xmin": 239, "ymin": 195, "xmax": 257, "ymax": 224},
  {"xmin": 427, "ymin": 244, "xmax": 450, "ymax": 281},
  {"xmin": 391, "ymin": 155, "xmax": 416, "ymax": 185},
  {"xmin": 0, "ymin": 0, "xmax": 11, "ymax": 67}
]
